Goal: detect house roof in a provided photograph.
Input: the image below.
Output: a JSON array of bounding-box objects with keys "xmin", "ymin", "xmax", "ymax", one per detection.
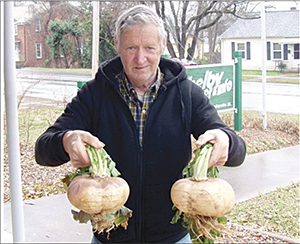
[{"xmin": 220, "ymin": 10, "xmax": 299, "ymax": 39}]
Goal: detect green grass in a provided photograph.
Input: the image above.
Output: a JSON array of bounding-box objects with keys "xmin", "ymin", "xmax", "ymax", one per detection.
[
  {"xmin": 16, "ymin": 107, "xmax": 64, "ymax": 146},
  {"xmin": 242, "ymin": 70, "xmax": 283, "ymax": 76},
  {"xmin": 23, "ymin": 67, "xmax": 92, "ymax": 75},
  {"xmin": 242, "ymin": 70, "xmax": 299, "ymax": 84},
  {"xmin": 227, "ymin": 182, "xmax": 300, "ymax": 239}
]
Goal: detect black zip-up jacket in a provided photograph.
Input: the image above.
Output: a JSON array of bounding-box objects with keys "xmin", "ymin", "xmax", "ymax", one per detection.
[{"xmin": 35, "ymin": 56, "xmax": 246, "ymax": 243}]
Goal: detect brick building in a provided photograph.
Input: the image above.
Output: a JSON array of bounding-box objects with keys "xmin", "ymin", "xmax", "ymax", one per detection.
[{"xmin": 14, "ymin": 2, "xmax": 81, "ymax": 68}]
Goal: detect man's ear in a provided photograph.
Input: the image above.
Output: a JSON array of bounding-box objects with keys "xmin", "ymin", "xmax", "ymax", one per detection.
[
  {"xmin": 114, "ymin": 36, "xmax": 120, "ymax": 54},
  {"xmin": 161, "ymin": 36, "xmax": 167, "ymax": 53}
]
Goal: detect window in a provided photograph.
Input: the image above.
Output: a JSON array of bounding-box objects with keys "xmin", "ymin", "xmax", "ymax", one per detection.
[
  {"xmin": 35, "ymin": 19, "xmax": 41, "ymax": 32},
  {"xmin": 237, "ymin": 43, "xmax": 245, "ymax": 59},
  {"xmin": 15, "ymin": 42, "xmax": 20, "ymax": 61},
  {"xmin": 231, "ymin": 42, "xmax": 248, "ymax": 59},
  {"xmin": 294, "ymin": 44, "xmax": 299, "ymax": 60},
  {"xmin": 36, "ymin": 43, "xmax": 42, "ymax": 59},
  {"xmin": 273, "ymin": 43, "xmax": 282, "ymax": 59}
]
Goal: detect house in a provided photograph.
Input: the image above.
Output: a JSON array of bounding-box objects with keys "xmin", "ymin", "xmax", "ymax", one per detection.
[
  {"xmin": 14, "ymin": 2, "xmax": 80, "ymax": 68},
  {"xmin": 220, "ymin": 9, "xmax": 299, "ymax": 71}
]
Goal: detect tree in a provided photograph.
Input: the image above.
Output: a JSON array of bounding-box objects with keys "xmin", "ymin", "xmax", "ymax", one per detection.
[
  {"xmin": 26, "ymin": 1, "xmax": 85, "ymax": 68},
  {"xmin": 153, "ymin": 1, "xmax": 259, "ymax": 63},
  {"xmin": 77, "ymin": 1, "xmax": 138, "ymax": 65},
  {"xmin": 47, "ymin": 18, "xmax": 73, "ymax": 68}
]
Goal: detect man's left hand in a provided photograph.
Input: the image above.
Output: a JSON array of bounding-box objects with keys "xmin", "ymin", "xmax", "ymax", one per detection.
[{"xmin": 195, "ymin": 129, "xmax": 229, "ymax": 168}]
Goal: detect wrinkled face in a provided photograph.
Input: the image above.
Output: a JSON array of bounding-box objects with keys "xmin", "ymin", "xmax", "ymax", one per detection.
[{"xmin": 114, "ymin": 23, "xmax": 166, "ymax": 91}]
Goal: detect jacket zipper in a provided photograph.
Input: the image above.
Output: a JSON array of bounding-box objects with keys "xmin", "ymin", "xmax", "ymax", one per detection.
[
  {"xmin": 137, "ymin": 88, "xmax": 166, "ymax": 243},
  {"xmin": 115, "ymin": 88, "xmax": 144, "ymax": 242},
  {"xmin": 116, "ymin": 85, "xmax": 167, "ymax": 242},
  {"xmin": 137, "ymin": 145, "xmax": 144, "ymax": 243},
  {"xmin": 137, "ymin": 92, "xmax": 166, "ymax": 242}
]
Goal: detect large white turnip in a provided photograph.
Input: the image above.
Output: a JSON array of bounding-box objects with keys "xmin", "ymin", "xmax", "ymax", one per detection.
[
  {"xmin": 67, "ymin": 174, "xmax": 130, "ymax": 214},
  {"xmin": 171, "ymin": 177, "xmax": 235, "ymax": 218},
  {"xmin": 170, "ymin": 143, "xmax": 235, "ymax": 243},
  {"xmin": 63, "ymin": 145, "xmax": 132, "ymax": 237}
]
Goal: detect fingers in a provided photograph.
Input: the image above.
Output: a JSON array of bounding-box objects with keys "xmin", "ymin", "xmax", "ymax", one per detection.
[
  {"xmin": 63, "ymin": 130, "xmax": 104, "ymax": 168},
  {"xmin": 68, "ymin": 139, "xmax": 91, "ymax": 168},
  {"xmin": 195, "ymin": 129, "xmax": 229, "ymax": 168},
  {"xmin": 80, "ymin": 132, "xmax": 105, "ymax": 149}
]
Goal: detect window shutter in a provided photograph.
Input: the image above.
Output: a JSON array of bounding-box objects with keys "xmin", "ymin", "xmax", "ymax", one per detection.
[
  {"xmin": 267, "ymin": 42, "xmax": 271, "ymax": 60},
  {"xmin": 283, "ymin": 44, "xmax": 288, "ymax": 60},
  {"xmin": 246, "ymin": 42, "xmax": 251, "ymax": 60},
  {"xmin": 231, "ymin": 42, "xmax": 235, "ymax": 59}
]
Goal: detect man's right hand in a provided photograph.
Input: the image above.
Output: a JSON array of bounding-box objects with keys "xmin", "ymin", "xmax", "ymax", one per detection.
[{"xmin": 63, "ymin": 130, "xmax": 104, "ymax": 168}]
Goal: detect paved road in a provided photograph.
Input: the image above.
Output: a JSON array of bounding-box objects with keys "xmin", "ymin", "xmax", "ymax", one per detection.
[
  {"xmin": 242, "ymin": 82, "xmax": 300, "ymax": 114},
  {"xmin": 15, "ymin": 70, "xmax": 91, "ymax": 107},
  {"xmin": 15, "ymin": 69, "xmax": 300, "ymax": 114}
]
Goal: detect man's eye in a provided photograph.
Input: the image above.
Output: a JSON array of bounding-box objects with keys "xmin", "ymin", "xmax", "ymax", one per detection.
[
  {"xmin": 147, "ymin": 47, "xmax": 154, "ymax": 50},
  {"xmin": 128, "ymin": 47, "xmax": 135, "ymax": 51}
]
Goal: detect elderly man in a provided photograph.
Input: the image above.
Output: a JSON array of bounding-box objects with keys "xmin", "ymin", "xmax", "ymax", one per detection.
[{"xmin": 35, "ymin": 4, "xmax": 246, "ymax": 243}]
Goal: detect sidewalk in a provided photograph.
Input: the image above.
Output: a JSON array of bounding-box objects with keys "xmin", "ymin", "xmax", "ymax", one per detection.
[{"xmin": 3, "ymin": 146, "xmax": 299, "ymax": 243}]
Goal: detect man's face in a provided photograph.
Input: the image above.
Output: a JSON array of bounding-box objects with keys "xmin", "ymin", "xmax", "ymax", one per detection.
[{"xmin": 114, "ymin": 23, "xmax": 166, "ymax": 91}]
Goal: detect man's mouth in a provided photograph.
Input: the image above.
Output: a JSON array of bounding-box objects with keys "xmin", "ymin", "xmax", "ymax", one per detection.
[
  {"xmin": 136, "ymin": 67, "xmax": 146, "ymax": 70},
  {"xmin": 135, "ymin": 65, "xmax": 148, "ymax": 70}
]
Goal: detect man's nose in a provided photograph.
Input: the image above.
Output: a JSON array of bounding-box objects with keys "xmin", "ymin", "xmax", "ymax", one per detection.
[{"xmin": 135, "ymin": 48, "xmax": 146, "ymax": 64}]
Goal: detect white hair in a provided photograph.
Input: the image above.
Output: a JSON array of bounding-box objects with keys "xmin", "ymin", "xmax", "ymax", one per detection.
[{"xmin": 115, "ymin": 5, "xmax": 167, "ymax": 50}]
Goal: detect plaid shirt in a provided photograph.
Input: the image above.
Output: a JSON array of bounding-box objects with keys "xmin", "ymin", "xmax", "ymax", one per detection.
[{"xmin": 117, "ymin": 69, "xmax": 164, "ymax": 144}]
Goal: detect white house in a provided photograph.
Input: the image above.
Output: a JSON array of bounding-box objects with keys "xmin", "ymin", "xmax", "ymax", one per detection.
[{"xmin": 220, "ymin": 9, "xmax": 299, "ymax": 71}]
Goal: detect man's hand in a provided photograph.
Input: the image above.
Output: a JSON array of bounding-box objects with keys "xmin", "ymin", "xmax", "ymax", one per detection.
[
  {"xmin": 195, "ymin": 129, "xmax": 229, "ymax": 168},
  {"xmin": 63, "ymin": 130, "xmax": 104, "ymax": 168}
]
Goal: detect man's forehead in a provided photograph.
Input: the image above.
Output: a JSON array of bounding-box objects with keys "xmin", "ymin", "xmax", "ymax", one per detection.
[{"xmin": 120, "ymin": 24, "xmax": 159, "ymax": 39}]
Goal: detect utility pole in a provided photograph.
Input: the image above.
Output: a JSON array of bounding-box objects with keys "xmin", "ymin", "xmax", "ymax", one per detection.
[
  {"xmin": 261, "ymin": 1, "xmax": 267, "ymax": 129},
  {"xmin": 92, "ymin": 1, "xmax": 100, "ymax": 77}
]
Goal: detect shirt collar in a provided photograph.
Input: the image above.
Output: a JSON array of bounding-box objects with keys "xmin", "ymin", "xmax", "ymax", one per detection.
[{"xmin": 118, "ymin": 68, "xmax": 163, "ymax": 95}]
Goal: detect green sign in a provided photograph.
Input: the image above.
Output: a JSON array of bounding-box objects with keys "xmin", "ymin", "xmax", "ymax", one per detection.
[{"xmin": 186, "ymin": 64, "xmax": 235, "ymax": 112}]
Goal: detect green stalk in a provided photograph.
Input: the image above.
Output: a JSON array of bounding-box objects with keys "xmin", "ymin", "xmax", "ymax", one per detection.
[
  {"xmin": 192, "ymin": 143, "xmax": 213, "ymax": 181},
  {"xmin": 86, "ymin": 145, "xmax": 121, "ymax": 177}
]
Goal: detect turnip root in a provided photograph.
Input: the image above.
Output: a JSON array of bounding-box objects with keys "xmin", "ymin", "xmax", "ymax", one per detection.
[
  {"xmin": 62, "ymin": 145, "xmax": 132, "ymax": 237},
  {"xmin": 171, "ymin": 177, "xmax": 235, "ymax": 218},
  {"xmin": 67, "ymin": 174, "xmax": 130, "ymax": 214},
  {"xmin": 170, "ymin": 143, "xmax": 235, "ymax": 243}
]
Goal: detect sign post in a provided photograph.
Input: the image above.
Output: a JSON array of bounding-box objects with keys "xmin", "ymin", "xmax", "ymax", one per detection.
[{"xmin": 234, "ymin": 51, "xmax": 243, "ymax": 131}]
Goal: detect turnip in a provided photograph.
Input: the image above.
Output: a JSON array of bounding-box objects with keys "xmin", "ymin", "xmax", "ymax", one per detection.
[
  {"xmin": 62, "ymin": 145, "xmax": 132, "ymax": 237},
  {"xmin": 67, "ymin": 174, "xmax": 129, "ymax": 214},
  {"xmin": 171, "ymin": 143, "xmax": 235, "ymax": 243}
]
